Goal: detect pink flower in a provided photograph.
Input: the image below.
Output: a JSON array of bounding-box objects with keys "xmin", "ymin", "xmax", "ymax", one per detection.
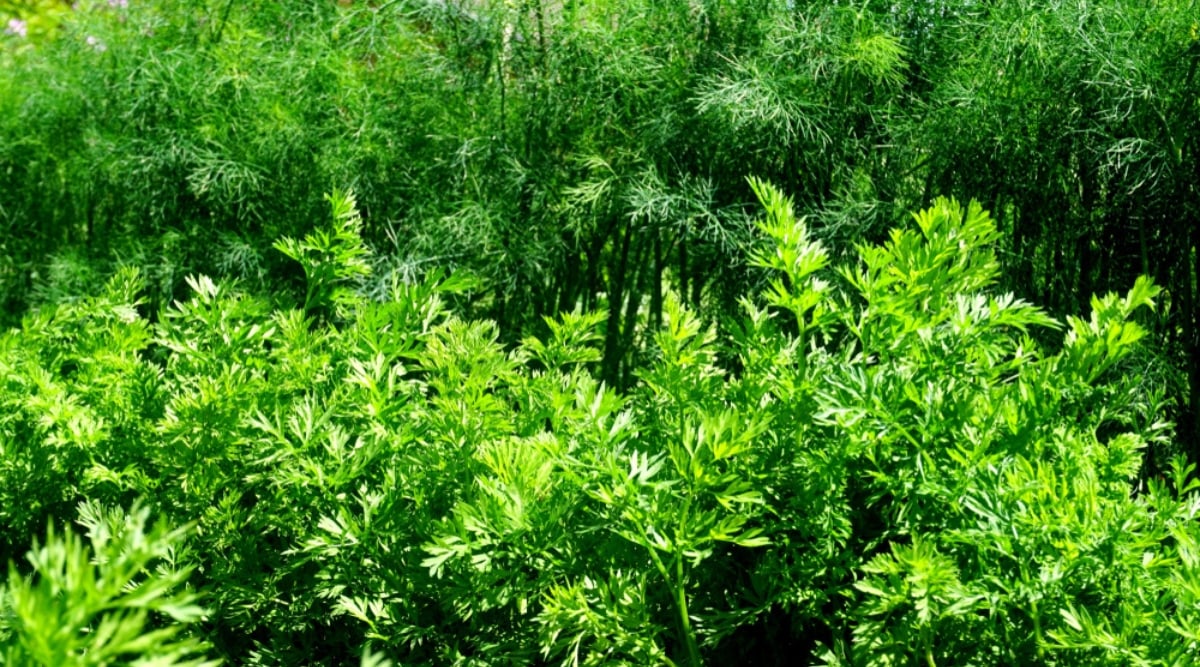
[
  {"xmin": 108, "ymin": 0, "xmax": 128, "ymax": 7},
  {"xmin": 5, "ymin": 18, "xmax": 27, "ymax": 38},
  {"xmin": 86, "ymin": 35, "xmax": 106, "ymax": 51}
]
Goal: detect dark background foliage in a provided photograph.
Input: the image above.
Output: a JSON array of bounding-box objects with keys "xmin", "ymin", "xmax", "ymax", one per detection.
[
  {"xmin": 2, "ymin": 1, "xmax": 1195, "ymax": 450},
  {"xmin": 3, "ymin": 0, "xmax": 1194, "ymax": 457}
]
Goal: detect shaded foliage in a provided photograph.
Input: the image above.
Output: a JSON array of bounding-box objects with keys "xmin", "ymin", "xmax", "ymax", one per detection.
[{"xmin": 3, "ymin": 0, "xmax": 1195, "ymax": 457}]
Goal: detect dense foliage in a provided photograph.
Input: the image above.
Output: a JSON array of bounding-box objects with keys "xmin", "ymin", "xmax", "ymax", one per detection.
[
  {"xmin": 1, "ymin": 188, "xmax": 1194, "ymax": 665},
  {"xmin": 2, "ymin": 0, "xmax": 1199, "ymax": 664}
]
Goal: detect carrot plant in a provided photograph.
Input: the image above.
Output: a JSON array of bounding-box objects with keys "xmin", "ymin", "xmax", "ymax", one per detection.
[
  {"xmin": 0, "ymin": 502, "xmax": 217, "ymax": 666},
  {"xmin": 0, "ymin": 184, "xmax": 1194, "ymax": 665}
]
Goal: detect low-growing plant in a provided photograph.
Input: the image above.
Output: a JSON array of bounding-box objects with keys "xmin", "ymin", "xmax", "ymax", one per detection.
[{"xmin": 0, "ymin": 184, "xmax": 1194, "ymax": 665}]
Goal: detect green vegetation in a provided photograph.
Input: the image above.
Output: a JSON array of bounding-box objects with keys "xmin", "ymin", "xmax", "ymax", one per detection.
[{"xmin": 2, "ymin": 1, "xmax": 1199, "ymax": 664}]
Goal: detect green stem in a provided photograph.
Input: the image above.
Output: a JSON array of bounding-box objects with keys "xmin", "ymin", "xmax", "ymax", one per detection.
[
  {"xmin": 1030, "ymin": 599, "xmax": 1045, "ymax": 660},
  {"xmin": 675, "ymin": 554, "xmax": 702, "ymax": 667},
  {"xmin": 922, "ymin": 625, "xmax": 936, "ymax": 667},
  {"xmin": 674, "ymin": 496, "xmax": 702, "ymax": 667},
  {"xmin": 796, "ymin": 317, "xmax": 807, "ymax": 379},
  {"xmin": 647, "ymin": 546, "xmax": 701, "ymax": 667},
  {"xmin": 210, "ymin": 0, "xmax": 237, "ymax": 46}
]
